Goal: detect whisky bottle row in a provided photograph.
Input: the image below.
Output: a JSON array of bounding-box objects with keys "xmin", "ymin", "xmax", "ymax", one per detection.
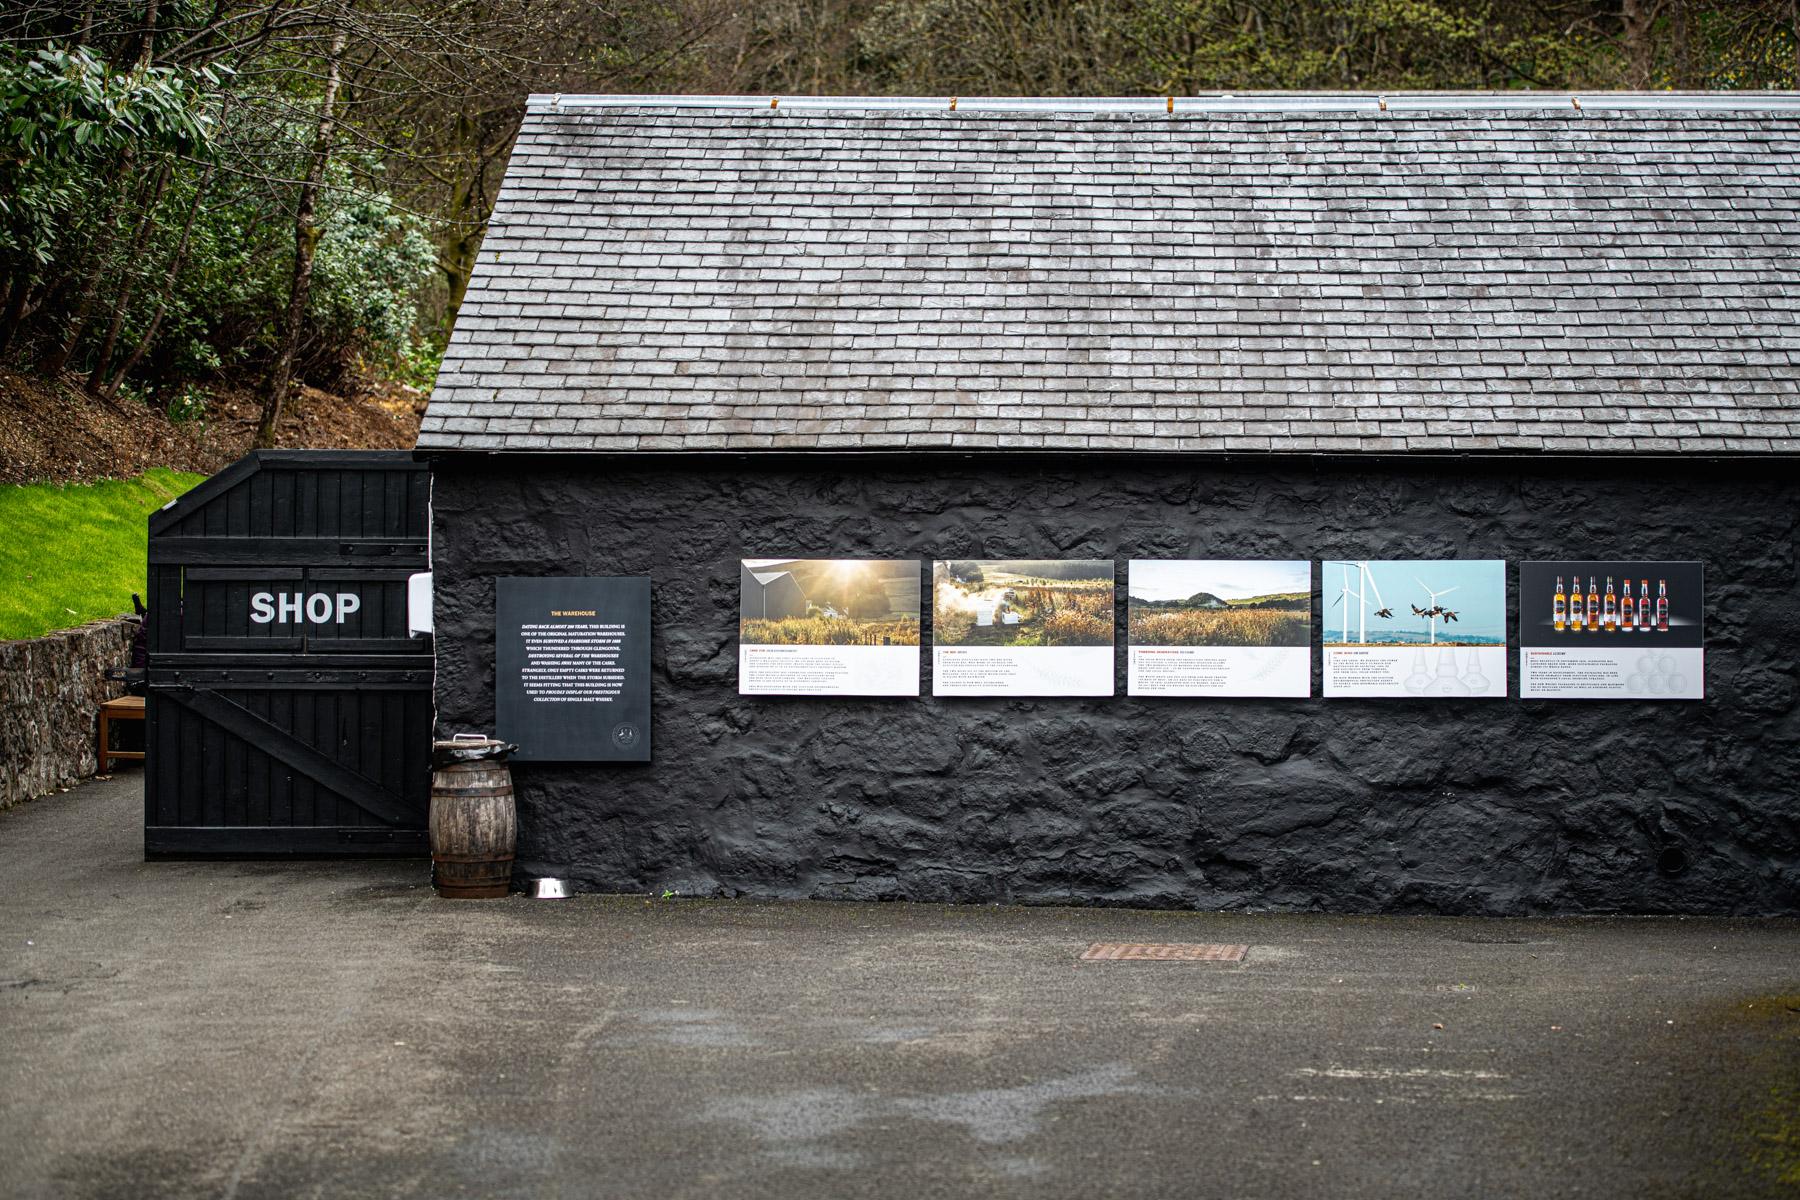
[{"xmin": 1552, "ymin": 575, "xmax": 1668, "ymax": 633}]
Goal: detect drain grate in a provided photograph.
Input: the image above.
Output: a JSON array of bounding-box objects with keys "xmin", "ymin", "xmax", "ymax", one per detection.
[{"xmin": 1080, "ymin": 942, "xmax": 1247, "ymax": 962}]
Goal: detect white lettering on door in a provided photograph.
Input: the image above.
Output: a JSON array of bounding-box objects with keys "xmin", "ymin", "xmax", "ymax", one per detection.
[{"xmin": 248, "ymin": 592, "xmax": 363, "ymax": 625}]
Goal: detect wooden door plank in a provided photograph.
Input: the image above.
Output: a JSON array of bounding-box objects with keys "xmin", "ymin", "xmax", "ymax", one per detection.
[{"xmin": 159, "ymin": 686, "xmax": 423, "ymax": 828}]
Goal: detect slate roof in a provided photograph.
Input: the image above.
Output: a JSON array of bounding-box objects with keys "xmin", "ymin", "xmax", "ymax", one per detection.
[{"xmin": 419, "ymin": 95, "xmax": 1800, "ymax": 455}]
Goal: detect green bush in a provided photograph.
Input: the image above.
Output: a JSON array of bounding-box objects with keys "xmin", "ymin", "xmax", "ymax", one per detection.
[
  {"xmin": 306, "ymin": 183, "xmax": 439, "ymax": 387},
  {"xmin": 165, "ymin": 384, "xmax": 207, "ymax": 424}
]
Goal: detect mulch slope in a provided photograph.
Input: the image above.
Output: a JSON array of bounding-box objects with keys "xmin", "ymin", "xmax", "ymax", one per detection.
[{"xmin": 0, "ymin": 368, "xmax": 426, "ymax": 485}]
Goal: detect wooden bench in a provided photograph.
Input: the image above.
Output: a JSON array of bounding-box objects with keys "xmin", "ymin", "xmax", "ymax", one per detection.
[{"xmin": 98, "ymin": 695, "xmax": 146, "ymax": 773}]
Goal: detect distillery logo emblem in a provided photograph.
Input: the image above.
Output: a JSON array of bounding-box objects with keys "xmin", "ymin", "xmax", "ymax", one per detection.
[{"xmin": 250, "ymin": 590, "xmax": 362, "ymax": 624}]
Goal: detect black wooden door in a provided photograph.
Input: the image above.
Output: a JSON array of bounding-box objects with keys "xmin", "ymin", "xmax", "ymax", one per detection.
[{"xmin": 145, "ymin": 451, "xmax": 432, "ymax": 856}]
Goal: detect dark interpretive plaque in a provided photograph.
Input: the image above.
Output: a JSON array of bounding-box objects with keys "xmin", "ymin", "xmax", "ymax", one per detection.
[{"xmin": 496, "ymin": 576, "xmax": 651, "ymax": 762}]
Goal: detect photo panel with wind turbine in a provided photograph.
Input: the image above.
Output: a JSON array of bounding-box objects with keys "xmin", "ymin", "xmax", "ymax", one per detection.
[{"xmin": 1321, "ymin": 559, "xmax": 1507, "ymax": 698}]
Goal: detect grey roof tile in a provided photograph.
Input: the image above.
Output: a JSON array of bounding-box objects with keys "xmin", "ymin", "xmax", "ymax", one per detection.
[{"xmin": 418, "ymin": 101, "xmax": 1800, "ymax": 455}]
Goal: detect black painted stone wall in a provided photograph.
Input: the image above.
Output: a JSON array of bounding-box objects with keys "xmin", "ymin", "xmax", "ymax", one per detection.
[{"xmin": 428, "ymin": 454, "xmax": 1800, "ymax": 915}]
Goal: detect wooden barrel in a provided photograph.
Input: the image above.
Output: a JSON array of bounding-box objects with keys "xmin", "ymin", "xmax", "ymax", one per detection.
[{"xmin": 429, "ymin": 756, "xmax": 517, "ymax": 899}]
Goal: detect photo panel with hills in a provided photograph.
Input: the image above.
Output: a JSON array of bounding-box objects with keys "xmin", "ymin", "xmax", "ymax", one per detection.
[
  {"xmin": 1127, "ymin": 560, "xmax": 1311, "ymax": 697},
  {"xmin": 1321, "ymin": 559, "xmax": 1507, "ymax": 698},
  {"xmin": 932, "ymin": 560, "xmax": 1114, "ymax": 697},
  {"xmin": 1519, "ymin": 560, "xmax": 1703, "ymax": 699},
  {"xmin": 738, "ymin": 559, "xmax": 921, "ymax": 696}
]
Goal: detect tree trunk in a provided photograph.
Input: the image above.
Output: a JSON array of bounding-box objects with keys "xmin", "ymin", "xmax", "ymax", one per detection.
[
  {"xmin": 1621, "ymin": 0, "xmax": 1659, "ymax": 89},
  {"xmin": 256, "ymin": 26, "xmax": 348, "ymax": 450},
  {"xmin": 439, "ymin": 108, "xmax": 520, "ymax": 344},
  {"xmin": 102, "ymin": 96, "xmax": 231, "ymax": 398},
  {"xmin": 132, "ymin": 0, "xmax": 160, "ymax": 71},
  {"xmin": 1667, "ymin": 1, "xmax": 1690, "ymax": 88},
  {"xmin": 39, "ymin": 151, "xmax": 145, "ymax": 376},
  {"xmin": 0, "ymin": 278, "xmax": 28, "ymax": 356},
  {"xmin": 441, "ymin": 223, "xmax": 481, "ymax": 343},
  {"xmin": 37, "ymin": 280, "xmax": 96, "ymax": 376},
  {"xmin": 438, "ymin": 119, "xmax": 480, "ymax": 342},
  {"xmin": 439, "ymin": 162, "xmax": 485, "ymax": 343},
  {"xmin": 87, "ymin": 163, "xmax": 171, "ymax": 394},
  {"xmin": 105, "ymin": 154, "xmax": 218, "ymax": 397}
]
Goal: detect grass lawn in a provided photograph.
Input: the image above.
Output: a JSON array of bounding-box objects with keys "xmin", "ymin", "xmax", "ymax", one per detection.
[{"xmin": 0, "ymin": 469, "xmax": 206, "ymax": 641}]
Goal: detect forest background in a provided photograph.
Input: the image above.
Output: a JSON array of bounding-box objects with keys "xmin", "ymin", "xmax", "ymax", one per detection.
[{"xmin": 1, "ymin": 0, "xmax": 1797, "ymax": 453}]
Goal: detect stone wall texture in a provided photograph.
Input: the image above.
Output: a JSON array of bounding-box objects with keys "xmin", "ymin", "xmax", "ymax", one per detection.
[
  {"xmin": 429, "ymin": 455, "xmax": 1800, "ymax": 915},
  {"xmin": 1, "ymin": 617, "xmax": 133, "ymax": 810}
]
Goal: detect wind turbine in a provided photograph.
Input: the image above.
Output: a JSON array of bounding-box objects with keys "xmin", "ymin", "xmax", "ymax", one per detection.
[
  {"xmin": 1414, "ymin": 577, "xmax": 1458, "ymax": 645},
  {"xmin": 1328, "ymin": 563, "xmax": 1360, "ymax": 644},
  {"xmin": 1326, "ymin": 561, "xmax": 1384, "ymax": 644}
]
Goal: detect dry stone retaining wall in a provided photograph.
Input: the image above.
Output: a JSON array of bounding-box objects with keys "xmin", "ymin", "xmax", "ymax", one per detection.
[{"xmin": 0, "ymin": 617, "xmax": 133, "ymax": 809}]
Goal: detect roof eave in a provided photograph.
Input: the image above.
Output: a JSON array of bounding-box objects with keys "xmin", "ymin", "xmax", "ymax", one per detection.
[{"xmin": 528, "ymin": 90, "xmax": 1800, "ymax": 116}]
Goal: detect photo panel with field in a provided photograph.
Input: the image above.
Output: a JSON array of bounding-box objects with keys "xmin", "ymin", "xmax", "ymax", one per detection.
[
  {"xmin": 1321, "ymin": 559, "xmax": 1507, "ymax": 698},
  {"xmin": 1518, "ymin": 560, "xmax": 1703, "ymax": 700},
  {"xmin": 738, "ymin": 559, "xmax": 921, "ymax": 696},
  {"xmin": 1126, "ymin": 560, "xmax": 1311, "ymax": 697},
  {"xmin": 931, "ymin": 559, "xmax": 1114, "ymax": 697}
]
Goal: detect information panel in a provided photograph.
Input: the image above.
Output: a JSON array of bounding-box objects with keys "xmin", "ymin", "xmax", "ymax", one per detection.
[
  {"xmin": 1127, "ymin": 559, "xmax": 1311, "ymax": 697},
  {"xmin": 738, "ymin": 559, "xmax": 921, "ymax": 696},
  {"xmin": 1321, "ymin": 559, "xmax": 1507, "ymax": 698},
  {"xmin": 1519, "ymin": 560, "xmax": 1703, "ymax": 699},
  {"xmin": 932, "ymin": 560, "xmax": 1114, "ymax": 697},
  {"xmin": 496, "ymin": 576, "xmax": 651, "ymax": 761}
]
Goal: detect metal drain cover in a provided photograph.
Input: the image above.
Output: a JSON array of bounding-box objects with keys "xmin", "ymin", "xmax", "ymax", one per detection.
[{"xmin": 1080, "ymin": 942, "xmax": 1248, "ymax": 962}]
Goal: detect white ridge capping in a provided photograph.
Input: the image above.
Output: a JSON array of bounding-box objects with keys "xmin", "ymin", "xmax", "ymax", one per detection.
[{"xmin": 534, "ymin": 91, "xmax": 1800, "ymax": 115}]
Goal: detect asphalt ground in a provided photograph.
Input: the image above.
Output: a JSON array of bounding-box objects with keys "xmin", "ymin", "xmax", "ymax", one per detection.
[{"xmin": 2, "ymin": 773, "xmax": 1797, "ymax": 1199}]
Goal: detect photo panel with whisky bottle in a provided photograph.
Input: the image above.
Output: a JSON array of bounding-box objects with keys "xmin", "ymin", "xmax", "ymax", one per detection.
[{"xmin": 1519, "ymin": 560, "xmax": 1703, "ymax": 699}]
